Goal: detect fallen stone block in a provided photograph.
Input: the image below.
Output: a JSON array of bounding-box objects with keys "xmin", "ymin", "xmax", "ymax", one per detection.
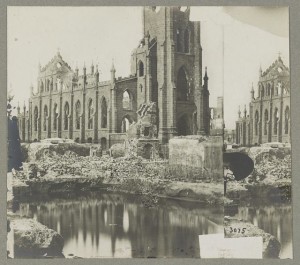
[
  {"xmin": 224, "ymin": 216, "xmax": 281, "ymax": 258},
  {"xmin": 10, "ymin": 217, "xmax": 64, "ymax": 257}
]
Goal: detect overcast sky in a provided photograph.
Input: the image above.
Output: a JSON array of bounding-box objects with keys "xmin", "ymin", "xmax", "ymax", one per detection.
[{"xmin": 8, "ymin": 6, "xmax": 289, "ymax": 129}]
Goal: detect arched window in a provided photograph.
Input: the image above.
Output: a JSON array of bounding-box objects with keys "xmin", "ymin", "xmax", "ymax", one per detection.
[
  {"xmin": 274, "ymin": 108, "xmax": 279, "ymax": 135},
  {"xmin": 267, "ymin": 83, "xmax": 271, "ymax": 96},
  {"xmin": 40, "ymin": 81, "xmax": 44, "ymax": 92},
  {"xmin": 177, "ymin": 67, "xmax": 189, "ymax": 101},
  {"xmin": 101, "ymin": 97, "xmax": 107, "ymax": 128},
  {"xmin": 64, "ymin": 102, "xmax": 69, "ymax": 130},
  {"xmin": 285, "ymin": 106, "xmax": 290, "ymax": 134},
  {"xmin": 275, "ymin": 84, "xmax": 278, "ymax": 96},
  {"xmin": 264, "ymin": 109, "xmax": 268, "ymax": 135},
  {"xmin": 34, "ymin": 107, "xmax": 38, "ymax": 132},
  {"xmin": 88, "ymin": 99, "xmax": 93, "ymax": 129},
  {"xmin": 176, "ymin": 29, "xmax": 182, "ymax": 52},
  {"xmin": 271, "ymin": 86, "xmax": 274, "ymax": 97},
  {"xmin": 75, "ymin": 100, "xmax": 81, "ymax": 130},
  {"xmin": 278, "ymin": 82, "xmax": 282, "ymax": 95},
  {"xmin": 138, "ymin": 61, "xmax": 144, "ymax": 77},
  {"xmin": 184, "ymin": 29, "xmax": 189, "ymax": 53},
  {"xmin": 261, "ymin": 85, "xmax": 264, "ymax": 97},
  {"xmin": 53, "ymin": 103, "xmax": 58, "ymax": 131},
  {"xmin": 121, "ymin": 116, "xmax": 131, "ymax": 132},
  {"xmin": 255, "ymin": 111, "xmax": 259, "ymax": 135},
  {"xmin": 122, "ymin": 90, "xmax": 131, "ymax": 110},
  {"xmin": 265, "ymin": 87, "xmax": 267, "ymax": 97},
  {"xmin": 43, "ymin": 105, "xmax": 48, "ymax": 131},
  {"xmin": 47, "ymin": 80, "xmax": 50, "ymax": 91}
]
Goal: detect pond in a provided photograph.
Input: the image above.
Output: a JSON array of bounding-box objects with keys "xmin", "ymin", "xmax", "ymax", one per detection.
[
  {"xmin": 12, "ymin": 192, "xmax": 224, "ymax": 258},
  {"xmin": 10, "ymin": 192, "xmax": 292, "ymax": 259}
]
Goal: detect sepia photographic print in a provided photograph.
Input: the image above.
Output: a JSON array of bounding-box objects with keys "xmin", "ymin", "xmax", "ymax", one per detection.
[{"xmin": 6, "ymin": 5, "xmax": 292, "ymax": 259}]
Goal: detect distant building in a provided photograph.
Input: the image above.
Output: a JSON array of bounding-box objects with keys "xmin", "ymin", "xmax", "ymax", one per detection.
[
  {"xmin": 236, "ymin": 55, "xmax": 290, "ymax": 146},
  {"xmin": 17, "ymin": 7, "xmax": 211, "ymax": 148},
  {"xmin": 224, "ymin": 129, "xmax": 236, "ymax": 144},
  {"xmin": 210, "ymin": 97, "xmax": 224, "ymax": 136}
]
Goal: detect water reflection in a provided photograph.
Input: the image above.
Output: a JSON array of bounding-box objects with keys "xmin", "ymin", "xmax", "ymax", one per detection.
[
  {"xmin": 16, "ymin": 192, "xmax": 223, "ymax": 258},
  {"xmin": 231, "ymin": 204, "xmax": 292, "ymax": 259}
]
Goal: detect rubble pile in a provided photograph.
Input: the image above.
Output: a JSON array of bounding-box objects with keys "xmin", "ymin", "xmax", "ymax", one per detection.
[
  {"xmin": 249, "ymin": 148, "xmax": 291, "ymax": 182},
  {"xmin": 12, "ymin": 146, "xmax": 225, "ymax": 207},
  {"xmin": 15, "ymin": 146, "xmax": 210, "ymax": 184}
]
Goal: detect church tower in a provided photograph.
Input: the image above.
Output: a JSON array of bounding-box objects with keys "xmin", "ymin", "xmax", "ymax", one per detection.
[{"xmin": 132, "ymin": 6, "xmax": 209, "ymax": 143}]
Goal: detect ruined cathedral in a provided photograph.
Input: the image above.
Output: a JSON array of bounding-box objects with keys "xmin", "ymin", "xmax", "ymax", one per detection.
[
  {"xmin": 236, "ymin": 55, "xmax": 290, "ymax": 146},
  {"xmin": 17, "ymin": 7, "xmax": 210, "ymax": 148}
]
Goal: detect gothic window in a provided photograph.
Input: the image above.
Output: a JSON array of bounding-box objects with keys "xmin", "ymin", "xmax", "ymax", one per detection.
[
  {"xmin": 53, "ymin": 103, "xmax": 58, "ymax": 131},
  {"xmin": 261, "ymin": 84, "xmax": 264, "ymax": 97},
  {"xmin": 40, "ymin": 81, "xmax": 44, "ymax": 92},
  {"xmin": 274, "ymin": 108, "xmax": 279, "ymax": 135},
  {"xmin": 121, "ymin": 116, "xmax": 131, "ymax": 132},
  {"xmin": 285, "ymin": 106, "xmax": 290, "ymax": 134},
  {"xmin": 267, "ymin": 83, "xmax": 271, "ymax": 96},
  {"xmin": 255, "ymin": 111, "xmax": 259, "ymax": 135},
  {"xmin": 43, "ymin": 105, "xmax": 48, "ymax": 131},
  {"xmin": 264, "ymin": 109, "xmax": 268, "ymax": 135},
  {"xmin": 88, "ymin": 99, "xmax": 93, "ymax": 129},
  {"xmin": 184, "ymin": 29, "xmax": 189, "ymax": 53},
  {"xmin": 64, "ymin": 102, "xmax": 69, "ymax": 130},
  {"xmin": 266, "ymin": 86, "xmax": 268, "ymax": 96},
  {"xmin": 271, "ymin": 85, "xmax": 274, "ymax": 97},
  {"xmin": 283, "ymin": 84, "xmax": 288, "ymax": 95},
  {"xmin": 177, "ymin": 67, "xmax": 189, "ymax": 101},
  {"xmin": 101, "ymin": 97, "xmax": 107, "ymax": 128},
  {"xmin": 47, "ymin": 80, "xmax": 50, "ymax": 91},
  {"xmin": 34, "ymin": 107, "xmax": 38, "ymax": 132},
  {"xmin": 122, "ymin": 90, "xmax": 131, "ymax": 110},
  {"xmin": 138, "ymin": 61, "xmax": 144, "ymax": 77},
  {"xmin": 75, "ymin": 100, "xmax": 81, "ymax": 130},
  {"xmin": 278, "ymin": 82, "xmax": 282, "ymax": 95},
  {"xmin": 176, "ymin": 29, "xmax": 182, "ymax": 52}
]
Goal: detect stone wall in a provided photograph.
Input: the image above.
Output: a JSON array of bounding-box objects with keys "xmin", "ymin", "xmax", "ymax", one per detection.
[{"xmin": 169, "ymin": 136, "xmax": 223, "ymax": 182}]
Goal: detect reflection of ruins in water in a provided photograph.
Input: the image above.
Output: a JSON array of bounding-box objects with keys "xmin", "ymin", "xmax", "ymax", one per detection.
[
  {"xmin": 233, "ymin": 205, "xmax": 292, "ymax": 259},
  {"xmin": 16, "ymin": 193, "xmax": 223, "ymax": 258}
]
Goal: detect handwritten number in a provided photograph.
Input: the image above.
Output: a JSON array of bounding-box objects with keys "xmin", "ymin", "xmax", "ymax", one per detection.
[{"xmin": 229, "ymin": 227, "xmax": 246, "ymax": 234}]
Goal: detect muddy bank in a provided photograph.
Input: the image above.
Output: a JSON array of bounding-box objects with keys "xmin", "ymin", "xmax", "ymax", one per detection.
[
  {"xmin": 226, "ymin": 180, "xmax": 291, "ymax": 205},
  {"xmin": 12, "ymin": 175, "xmax": 224, "ymax": 206}
]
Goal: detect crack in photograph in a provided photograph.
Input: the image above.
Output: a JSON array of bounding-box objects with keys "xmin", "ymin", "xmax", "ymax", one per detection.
[{"xmin": 6, "ymin": 5, "xmax": 291, "ymax": 259}]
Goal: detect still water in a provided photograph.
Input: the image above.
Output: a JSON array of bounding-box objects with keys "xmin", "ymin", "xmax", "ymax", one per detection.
[
  {"xmin": 14, "ymin": 192, "xmax": 223, "ymax": 258},
  {"xmin": 13, "ymin": 192, "xmax": 292, "ymax": 259},
  {"xmin": 227, "ymin": 204, "xmax": 293, "ymax": 259}
]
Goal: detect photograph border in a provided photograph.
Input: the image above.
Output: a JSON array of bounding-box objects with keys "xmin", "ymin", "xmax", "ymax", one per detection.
[{"xmin": 1, "ymin": 0, "xmax": 300, "ymax": 264}]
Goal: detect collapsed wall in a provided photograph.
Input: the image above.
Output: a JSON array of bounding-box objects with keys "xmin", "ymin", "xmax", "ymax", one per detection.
[{"xmin": 169, "ymin": 136, "xmax": 223, "ymax": 182}]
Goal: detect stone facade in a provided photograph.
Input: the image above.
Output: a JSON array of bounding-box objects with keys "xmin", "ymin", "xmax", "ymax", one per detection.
[
  {"xmin": 17, "ymin": 7, "xmax": 210, "ymax": 148},
  {"xmin": 236, "ymin": 56, "xmax": 290, "ymax": 146}
]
